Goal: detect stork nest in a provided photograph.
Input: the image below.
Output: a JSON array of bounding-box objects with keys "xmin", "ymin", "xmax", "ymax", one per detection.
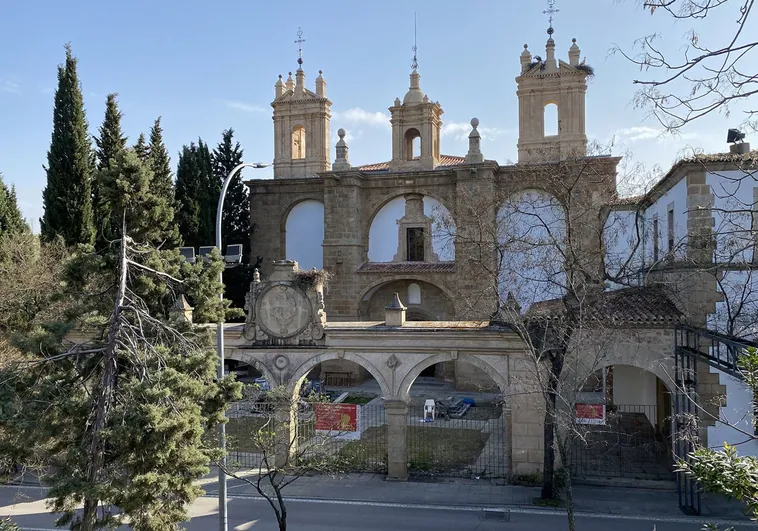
[
  {"xmin": 292, "ymin": 269, "xmax": 331, "ymax": 290},
  {"xmin": 576, "ymin": 64, "xmax": 595, "ymax": 77}
]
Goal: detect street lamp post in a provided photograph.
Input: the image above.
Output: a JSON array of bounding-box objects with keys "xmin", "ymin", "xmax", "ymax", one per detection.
[{"xmin": 216, "ymin": 162, "xmax": 269, "ymax": 531}]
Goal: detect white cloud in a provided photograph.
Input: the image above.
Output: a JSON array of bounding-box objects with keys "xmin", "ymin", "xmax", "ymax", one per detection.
[
  {"xmin": 223, "ymin": 100, "xmax": 267, "ymax": 113},
  {"xmin": 441, "ymin": 121, "xmax": 505, "ymax": 140},
  {"xmin": 332, "ymin": 108, "xmax": 390, "ymax": 128},
  {"xmin": 615, "ymin": 126, "xmax": 698, "ymax": 143},
  {"xmin": 0, "ymin": 79, "xmax": 20, "ymax": 94}
]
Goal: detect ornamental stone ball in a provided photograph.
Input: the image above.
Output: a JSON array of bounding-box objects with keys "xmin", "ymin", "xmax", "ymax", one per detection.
[{"xmin": 471, "ymin": 117, "xmax": 479, "ymax": 128}]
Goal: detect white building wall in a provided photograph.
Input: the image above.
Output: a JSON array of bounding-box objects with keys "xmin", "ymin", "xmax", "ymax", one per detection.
[
  {"xmin": 603, "ymin": 207, "xmax": 643, "ymax": 289},
  {"xmin": 285, "ymin": 200, "xmax": 324, "ymax": 269},
  {"xmin": 613, "ymin": 365, "xmax": 658, "ymax": 425},
  {"xmin": 707, "ymin": 366, "xmax": 758, "ymax": 457},
  {"xmin": 707, "ymin": 169, "xmax": 756, "ymax": 265},
  {"xmin": 497, "ymin": 190, "xmax": 566, "ymax": 310},
  {"xmin": 367, "ymin": 196, "xmax": 455, "ymax": 262},
  {"xmin": 642, "ymin": 178, "xmax": 688, "ymax": 266}
]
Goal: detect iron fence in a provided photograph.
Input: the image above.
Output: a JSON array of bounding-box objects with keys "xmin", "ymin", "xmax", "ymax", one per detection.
[
  {"xmin": 407, "ymin": 404, "xmax": 507, "ymax": 479},
  {"xmin": 569, "ymin": 404, "xmax": 673, "ymax": 481}
]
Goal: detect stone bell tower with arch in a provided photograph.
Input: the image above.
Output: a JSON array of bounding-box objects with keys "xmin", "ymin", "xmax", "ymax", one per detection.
[
  {"xmin": 516, "ymin": 22, "xmax": 589, "ymax": 163},
  {"xmin": 271, "ymin": 29, "xmax": 332, "ymax": 179}
]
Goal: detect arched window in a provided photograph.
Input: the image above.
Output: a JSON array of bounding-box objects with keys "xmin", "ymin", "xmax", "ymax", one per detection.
[
  {"xmin": 292, "ymin": 125, "xmax": 306, "ymax": 159},
  {"xmin": 407, "ymin": 283, "xmax": 421, "ymax": 305},
  {"xmin": 404, "ymin": 128, "xmax": 421, "ymax": 160},
  {"xmin": 544, "ymin": 103, "xmax": 559, "ymax": 137}
]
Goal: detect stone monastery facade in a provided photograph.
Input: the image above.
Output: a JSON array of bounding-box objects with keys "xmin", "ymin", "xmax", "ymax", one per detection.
[{"xmin": 241, "ymin": 24, "xmax": 758, "ymax": 472}]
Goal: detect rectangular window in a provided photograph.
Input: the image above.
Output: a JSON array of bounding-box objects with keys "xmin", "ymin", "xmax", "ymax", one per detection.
[
  {"xmin": 653, "ymin": 217, "xmax": 659, "ymax": 262},
  {"xmin": 407, "ymin": 227, "xmax": 425, "ymax": 261},
  {"xmin": 668, "ymin": 207, "xmax": 675, "ymax": 254}
]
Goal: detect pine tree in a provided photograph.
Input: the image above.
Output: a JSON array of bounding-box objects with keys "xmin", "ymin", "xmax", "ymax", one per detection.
[
  {"xmin": 40, "ymin": 44, "xmax": 95, "ymax": 246},
  {"xmin": 133, "ymin": 133, "xmax": 149, "ymax": 163},
  {"xmin": 93, "ymin": 93, "xmax": 128, "ymax": 248},
  {"xmin": 0, "ymin": 173, "xmax": 28, "ymax": 236},
  {"xmin": 0, "ymin": 147, "xmax": 242, "ymax": 531},
  {"xmin": 147, "ymin": 118, "xmax": 181, "ymax": 247}
]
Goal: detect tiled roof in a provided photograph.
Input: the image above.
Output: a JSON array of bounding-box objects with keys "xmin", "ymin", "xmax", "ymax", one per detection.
[
  {"xmin": 357, "ymin": 261, "xmax": 456, "ymax": 274},
  {"xmin": 357, "ymin": 155, "xmax": 466, "ymax": 172},
  {"xmin": 526, "ymin": 286, "xmax": 684, "ymax": 325},
  {"xmin": 608, "ymin": 194, "xmax": 644, "ymax": 207},
  {"xmin": 325, "ymin": 321, "xmax": 512, "ymax": 331}
]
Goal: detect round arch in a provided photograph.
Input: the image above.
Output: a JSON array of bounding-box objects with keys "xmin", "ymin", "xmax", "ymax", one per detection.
[
  {"xmin": 357, "ymin": 276, "xmax": 457, "ymax": 306},
  {"xmin": 397, "ymin": 352, "xmax": 508, "ymax": 401},
  {"xmin": 357, "ymin": 277, "xmax": 457, "ymax": 320},
  {"xmin": 365, "ymin": 191, "xmax": 455, "ymax": 237},
  {"xmin": 279, "ymin": 195, "xmax": 326, "ymax": 236},
  {"xmin": 282, "ymin": 198, "xmax": 325, "ymax": 270},
  {"xmin": 593, "ymin": 359, "xmax": 676, "ymax": 397},
  {"xmin": 225, "ymin": 351, "xmax": 279, "ymax": 388},
  {"xmin": 286, "ymin": 351, "xmax": 392, "ymax": 399}
]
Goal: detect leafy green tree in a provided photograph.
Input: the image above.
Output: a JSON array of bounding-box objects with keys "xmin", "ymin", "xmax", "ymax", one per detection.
[
  {"xmin": 133, "ymin": 133, "xmax": 149, "ymax": 163},
  {"xmin": 93, "ymin": 93, "xmax": 127, "ymax": 248},
  {"xmin": 0, "ymin": 147, "xmax": 242, "ymax": 531},
  {"xmin": 40, "ymin": 44, "xmax": 95, "ymax": 246},
  {"xmin": 0, "ymin": 174, "xmax": 27, "ymax": 236}
]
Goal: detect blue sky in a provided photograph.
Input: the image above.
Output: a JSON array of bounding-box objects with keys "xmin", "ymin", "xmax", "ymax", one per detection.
[{"xmin": 0, "ymin": 1, "xmax": 752, "ymax": 228}]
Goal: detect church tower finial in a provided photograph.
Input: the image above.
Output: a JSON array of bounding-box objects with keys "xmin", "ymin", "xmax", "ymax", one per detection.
[
  {"xmin": 411, "ymin": 12, "xmax": 419, "ymax": 70},
  {"xmin": 295, "ymin": 27, "xmax": 306, "ymax": 67},
  {"xmin": 543, "ymin": 0, "xmax": 559, "ymax": 35}
]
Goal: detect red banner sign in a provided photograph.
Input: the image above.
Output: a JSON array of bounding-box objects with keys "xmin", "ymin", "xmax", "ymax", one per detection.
[
  {"xmin": 575, "ymin": 404, "xmax": 605, "ymax": 425},
  {"xmin": 315, "ymin": 403, "xmax": 359, "ymax": 432}
]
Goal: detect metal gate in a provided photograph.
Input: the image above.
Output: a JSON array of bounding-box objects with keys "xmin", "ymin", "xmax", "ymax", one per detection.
[
  {"xmin": 569, "ymin": 404, "xmax": 673, "ymax": 481},
  {"xmin": 406, "ymin": 403, "xmax": 507, "ymax": 479}
]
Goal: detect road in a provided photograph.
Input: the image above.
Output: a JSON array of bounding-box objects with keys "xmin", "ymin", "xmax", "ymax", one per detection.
[{"xmin": 0, "ymin": 484, "xmax": 752, "ymax": 530}]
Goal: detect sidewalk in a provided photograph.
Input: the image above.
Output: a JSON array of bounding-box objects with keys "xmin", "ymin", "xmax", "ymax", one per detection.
[{"xmin": 203, "ymin": 470, "xmax": 751, "ymax": 522}]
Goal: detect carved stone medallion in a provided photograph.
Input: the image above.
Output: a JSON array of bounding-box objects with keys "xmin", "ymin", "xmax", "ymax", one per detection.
[{"xmin": 256, "ymin": 283, "xmax": 312, "ymax": 339}]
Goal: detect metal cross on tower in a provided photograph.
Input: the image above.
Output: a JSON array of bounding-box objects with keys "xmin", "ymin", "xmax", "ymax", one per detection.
[
  {"xmin": 411, "ymin": 12, "xmax": 418, "ymax": 70},
  {"xmin": 295, "ymin": 27, "xmax": 306, "ymax": 66},
  {"xmin": 543, "ymin": 0, "xmax": 559, "ymax": 34}
]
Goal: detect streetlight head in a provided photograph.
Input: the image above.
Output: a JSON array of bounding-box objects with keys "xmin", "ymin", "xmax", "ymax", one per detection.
[{"xmin": 252, "ymin": 162, "xmax": 270, "ymax": 168}]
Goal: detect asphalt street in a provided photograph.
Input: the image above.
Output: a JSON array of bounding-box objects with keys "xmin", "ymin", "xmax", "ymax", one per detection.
[{"xmin": 0, "ymin": 484, "xmax": 753, "ymax": 531}]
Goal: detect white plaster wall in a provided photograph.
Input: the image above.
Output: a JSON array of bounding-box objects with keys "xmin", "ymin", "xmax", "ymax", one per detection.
[
  {"xmin": 367, "ymin": 196, "xmax": 455, "ymax": 262},
  {"xmin": 707, "ymin": 169, "xmax": 756, "ymax": 264},
  {"xmin": 497, "ymin": 190, "xmax": 566, "ymax": 310},
  {"xmin": 642, "ymin": 177, "xmax": 688, "ymax": 266},
  {"xmin": 603, "ymin": 208, "xmax": 643, "ymax": 289},
  {"xmin": 707, "ymin": 270, "xmax": 758, "ymax": 338},
  {"xmin": 707, "ymin": 366, "xmax": 758, "ymax": 457},
  {"xmin": 612, "ymin": 365, "xmax": 658, "ymax": 425},
  {"xmin": 285, "ymin": 200, "xmax": 324, "ymax": 269}
]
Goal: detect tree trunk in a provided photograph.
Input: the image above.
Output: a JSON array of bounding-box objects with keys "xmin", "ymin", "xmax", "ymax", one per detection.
[
  {"xmin": 80, "ymin": 219, "xmax": 128, "ymax": 531},
  {"xmin": 541, "ymin": 384, "xmax": 557, "ymax": 500}
]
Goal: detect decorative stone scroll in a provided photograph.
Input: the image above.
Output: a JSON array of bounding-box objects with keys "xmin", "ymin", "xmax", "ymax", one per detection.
[{"xmin": 243, "ymin": 260, "xmax": 328, "ymax": 346}]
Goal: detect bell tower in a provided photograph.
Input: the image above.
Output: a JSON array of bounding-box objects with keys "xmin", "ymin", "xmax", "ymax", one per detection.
[
  {"xmin": 516, "ymin": 14, "xmax": 589, "ymax": 163},
  {"xmin": 271, "ymin": 29, "xmax": 331, "ymax": 179}
]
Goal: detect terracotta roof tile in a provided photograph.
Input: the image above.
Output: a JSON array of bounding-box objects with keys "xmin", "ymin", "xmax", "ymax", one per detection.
[
  {"xmin": 357, "ymin": 155, "xmax": 466, "ymax": 172},
  {"xmin": 357, "ymin": 261, "xmax": 456, "ymax": 274},
  {"xmin": 526, "ymin": 286, "xmax": 684, "ymax": 325}
]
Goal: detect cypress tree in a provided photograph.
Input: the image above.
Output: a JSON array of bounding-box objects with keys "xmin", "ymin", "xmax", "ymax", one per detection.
[
  {"xmin": 147, "ymin": 118, "xmax": 181, "ymax": 247},
  {"xmin": 0, "ymin": 173, "xmax": 28, "ymax": 236},
  {"xmin": 133, "ymin": 133, "xmax": 149, "ymax": 163},
  {"xmin": 40, "ymin": 44, "xmax": 95, "ymax": 246},
  {"xmin": 175, "ymin": 138, "xmax": 216, "ymax": 249},
  {"xmin": 212, "ymin": 128, "xmax": 249, "ymax": 253},
  {"xmin": 93, "ymin": 93, "xmax": 127, "ymax": 248},
  {"xmin": 212, "ymin": 129, "xmax": 251, "ymax": 314}
]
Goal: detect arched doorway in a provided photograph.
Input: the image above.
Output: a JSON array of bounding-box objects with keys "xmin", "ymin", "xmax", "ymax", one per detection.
[
  {"xmin": 569, "ymin": 365, "xmax": 674, "ymax": 482},
  {"xmin": 402, "ymin": 354, "xmax": 508, "ymax": 479}
]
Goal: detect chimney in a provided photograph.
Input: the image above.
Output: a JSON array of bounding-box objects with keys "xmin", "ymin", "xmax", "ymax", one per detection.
[
  {"xmin": 730, "ymin": 142, "xmax": 751, "ymax": 154},
  {"xmin": 384, "ymin": 293, "xmax": 406, "ymax": 327}
]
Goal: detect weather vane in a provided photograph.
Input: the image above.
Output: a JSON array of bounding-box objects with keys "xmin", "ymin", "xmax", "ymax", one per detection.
[
  {"xmin": 543, "ymin": 0, "xmax": 559, "ymax": 34},
  {"xmin": 411, "ymin": 12, "xmax": 418, "ymax": 70},
  {"xmin": 295, "ymin": 28, "xmax": 306, "ymax": 66}
]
